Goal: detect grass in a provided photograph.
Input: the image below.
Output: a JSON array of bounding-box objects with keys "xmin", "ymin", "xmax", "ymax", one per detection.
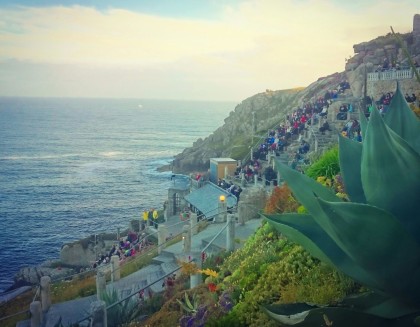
[{"xmin": 0, "ymin": 290, "xmax": 32, "ymax": 327}]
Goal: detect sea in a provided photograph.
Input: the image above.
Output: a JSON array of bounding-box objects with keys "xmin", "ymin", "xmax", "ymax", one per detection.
[{"xmin": 0, "ymin": 97, "xmax": 235, "ymax": 292}]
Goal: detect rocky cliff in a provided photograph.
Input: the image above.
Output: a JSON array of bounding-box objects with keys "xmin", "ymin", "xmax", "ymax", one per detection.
[
  {"xmin": 171, "ymin": 72, "xmax": 348, "ymax": 174},
  {"xmin": 171, "ymin": 15, "xmax": 420, "ymax": 174}
]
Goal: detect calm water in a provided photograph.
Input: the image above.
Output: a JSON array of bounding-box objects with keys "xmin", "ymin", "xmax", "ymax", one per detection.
[{"xmin": 0, "ymin": 97, "xmax": 234, "ymax": 292}]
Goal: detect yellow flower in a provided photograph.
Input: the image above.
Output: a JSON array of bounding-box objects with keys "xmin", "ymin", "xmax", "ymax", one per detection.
[
  {"xmin": 316, "ymin": 176, "xmax": 326, "ymax": 183},
  {"xmin": 198, "ymin": 268, "xmax": 218, "ymax": 278}
]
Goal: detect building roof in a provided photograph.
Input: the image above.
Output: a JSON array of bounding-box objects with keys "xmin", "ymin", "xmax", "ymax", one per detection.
[
  {"xmin": 210, "ymin": 158, "xmax": 237, "ymax": 163},
  {"xmin": 184, "ymin": 182, "xmax": 237, "ymax": 218},
  {"xmin": 168, "ymin": 174, "xmax": 190, "ymax": 191}
]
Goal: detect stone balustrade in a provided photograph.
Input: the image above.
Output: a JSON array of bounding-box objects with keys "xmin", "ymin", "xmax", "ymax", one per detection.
[{"xmin": 367, "ymin": 68, "xmax": 420, "ymax": 81}]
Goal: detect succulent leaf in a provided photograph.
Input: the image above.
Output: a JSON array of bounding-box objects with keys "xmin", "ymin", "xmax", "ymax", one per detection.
[
  {"xmin": 316, "ymin": 198, "xmax": 420, "ymax": 304},
  {"xmin": 384, "ymin": 82, "xmax": 420, "ymax": 153},
  {"xmin": 338, "ymin": 135, "xmax": 366, "ymax": 203},
  {"xmin": 265, "ymin": 84, "xmax": 420, "ymax": 325},
  {"xmin": 361, "ymin": 106, "xmax": 420, "ymax": 240},
  {"xmin": 262, "ymin": 303, "xmax": 397, "ymax": 327},
  {"xmin": 359, "ymin": 107, "xmax": 368, "ymax": 138},
  {"xmin": 274, "ymin": 158, "xmax": 341, "ymax": 216},
  {"xmin": 264, "ymin": 213, "xmax": 381, "ymax": 289}
]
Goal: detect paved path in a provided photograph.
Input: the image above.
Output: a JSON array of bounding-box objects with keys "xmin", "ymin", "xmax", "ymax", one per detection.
[{"xmin": 17, "ymin": 216, "xmax": 262, "ymax": 326}]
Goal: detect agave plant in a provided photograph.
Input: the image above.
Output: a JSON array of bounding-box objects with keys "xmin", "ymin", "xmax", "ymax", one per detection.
[
  {"xmin": 177, "ymin": 291, "xmax": 201, "ymax": 314},
  {"xmin": 263, "ymin": 83, "xmax": 420, "ymax": 326}
]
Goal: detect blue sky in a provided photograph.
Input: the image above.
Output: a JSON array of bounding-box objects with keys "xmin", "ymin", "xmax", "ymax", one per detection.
[
  {"xmin": 0, "ymin": 0, "xmax": 241, "ymax": 18},
  {"xmin": 0, "ymin": 0, "xmax": 418, "ymax": 100}
]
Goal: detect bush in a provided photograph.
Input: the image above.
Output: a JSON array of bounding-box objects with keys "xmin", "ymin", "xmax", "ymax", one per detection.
[{"xmin": 305, "ymin": 145, "xmax": 339, "ymax": 179}]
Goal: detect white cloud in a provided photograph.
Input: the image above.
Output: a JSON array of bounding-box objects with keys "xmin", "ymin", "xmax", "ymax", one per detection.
[{"xmin": 0, "ymin": 1, "xmax": 417, "ymax": 100}]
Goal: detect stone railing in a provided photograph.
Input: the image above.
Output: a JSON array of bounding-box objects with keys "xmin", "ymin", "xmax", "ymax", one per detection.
[{"xmin": 367, "ymin": 67, "xmax": 420, "ymax": 81}]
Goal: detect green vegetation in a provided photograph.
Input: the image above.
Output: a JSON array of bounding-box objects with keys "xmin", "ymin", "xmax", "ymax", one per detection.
[
  {"xmin": 304, "ymin": 145, "xmax": 339, "ymax": 179},
  {"xmin": 263, "ymin": 84, "xmax": 420, "ymax": 326},
  {"xmin": 101, "ymin": 289, "xmax": 143, "ymax": 326}
]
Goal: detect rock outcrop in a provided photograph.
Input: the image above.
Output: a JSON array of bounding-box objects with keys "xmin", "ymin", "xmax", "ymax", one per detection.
[
  {"xmin": 170, "ymin": 16, "xmax": 420, "ymax": 175},
  {"xmin": 60, "ymin": 233, "xmax": 116, "ymax": 267},
  {"xmin": 14, "ymin": 261, "xmax": 75, "ymax": 288},
  {"xmin": 171, "ymin": 73, "xmax": 346, "ymax": 174}
]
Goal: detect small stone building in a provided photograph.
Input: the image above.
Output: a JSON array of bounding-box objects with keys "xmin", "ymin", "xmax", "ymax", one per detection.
[
  {"xmin": 166, "ymin": 174, "xmax": 191, "ymax": 216},
  {"xmin": 209, "ymin": 158, "xmax": 237, "ymax": 183}
]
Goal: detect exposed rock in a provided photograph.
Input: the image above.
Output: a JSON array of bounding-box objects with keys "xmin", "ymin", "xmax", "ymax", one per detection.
[
  {"xmin": 60, "ymin": 234, "xmax": 116, "ymax": 267},
  {"xmin": 14, "ymin": 261, "xmax": 75, "ymax": 287},
  {"xmin": 171, "ymin": 15, "xmax": 420, "ymax": 175},
  {"xmin": 414, "ymin": 14, "xmax": 420, "ymax": 38},
  {"xmin": 171, "ymin": 73, "xmax": 346, "ymax": 174}
]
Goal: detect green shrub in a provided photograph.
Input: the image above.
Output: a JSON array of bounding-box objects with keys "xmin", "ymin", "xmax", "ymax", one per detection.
[{"xmin": 305, "ymin": 145, "xmax": 339, "ymax": 179}]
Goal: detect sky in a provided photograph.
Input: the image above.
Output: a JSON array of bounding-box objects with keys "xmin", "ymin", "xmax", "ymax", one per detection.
[{"xmin": 0, "ymin": 0, "xmax": 418, "ymax": 101}]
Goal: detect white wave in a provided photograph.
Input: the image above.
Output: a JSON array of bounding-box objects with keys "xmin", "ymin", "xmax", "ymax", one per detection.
[
  {"xmin": 99, "ymin": 151, "xmax": 124, "ymax": 157},
  {"xmin": 0, "ymin": 153, "xmax": 84, "ymax": 160}
]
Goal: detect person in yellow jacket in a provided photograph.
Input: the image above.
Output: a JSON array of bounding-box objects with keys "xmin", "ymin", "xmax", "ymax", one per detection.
[
  {"xmin": 142, "ymin": 210, "xmax": 148, "ymax": 230},
  {"xmin": 152, "ymin": 209, "xmax": 159, "ymax": 228}
]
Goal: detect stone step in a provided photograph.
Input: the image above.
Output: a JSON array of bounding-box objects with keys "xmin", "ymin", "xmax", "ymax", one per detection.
[
  {"xmin": 152, "ymin": 252, "xmax": 177, "ymax": 265},
  {"xmin": 161, "ymin": 261, "xmax": 180, "ymax": 275},
  {"xmin": 147, "ymin": 268, "xmax": 166, "ymax": 293}
]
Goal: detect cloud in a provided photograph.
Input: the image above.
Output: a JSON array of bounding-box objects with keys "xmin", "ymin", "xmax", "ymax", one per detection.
[
  {"xmin": 0, "ymin": 0, "xmax": 417, "ymax": 100},
  {"xmin": 0, "ymin": 5, "xmax": 256, "ymax": 65}
]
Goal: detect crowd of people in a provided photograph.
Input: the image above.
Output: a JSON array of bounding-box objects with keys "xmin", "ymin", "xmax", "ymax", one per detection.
[
  {"xmin": 375, "ymin": 57, "xmax": 419, "ymax": 73},
  {"xmin": 236, "ymin": 80, "xmax": 353, "ymax": 178},
  {"xmin": 92, "ymin": 231, "xmax": 153, "ymax": 269},
  {"xmin": 217, "ymin": 178, "xmax": 243, "ymax": 201}
]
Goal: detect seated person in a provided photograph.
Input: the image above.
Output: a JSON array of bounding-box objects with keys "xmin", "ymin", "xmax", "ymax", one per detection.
[
  {"xmin": 319, "ymin": 121, "xmax": 332, "ymax": 134},
  {"xmin": 337, "ymin": 112, "xmax": 347, "ymax": 120}
]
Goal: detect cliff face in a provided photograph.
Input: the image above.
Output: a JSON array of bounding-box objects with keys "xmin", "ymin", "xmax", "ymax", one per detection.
[
  {"xmin": 346, "ymin": 14, "xmax": 420, "ymax": 99},
  {"xmin": 171, "ymin": 16, "xmax": 420, "ymax": 174},
  {"xmin": 171, "ymin": 72, "xmax": 347, "ymax": 174}
]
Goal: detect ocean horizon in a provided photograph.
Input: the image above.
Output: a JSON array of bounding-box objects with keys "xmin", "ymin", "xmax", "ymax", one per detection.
[{"xmin": 0, "ymin": 96, "xmax": 235, "ymax": 292}]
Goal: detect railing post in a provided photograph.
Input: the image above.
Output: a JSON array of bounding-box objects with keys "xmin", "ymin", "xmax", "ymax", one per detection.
[
  {"xmin": 158, "ymin": 224, "xmax": 168, "ymax": 254},
  {"xmin": 182, "ymin": 224, "xmax": 191, "ymax": 253},
  {"xmin": 190, "ymin": 213, "xmax": 198, "ymax": 235},
  {"xmin": 190, "ymin": 250, "xmax": 202, "ymax": 289},
  {"xmin": 90, "ymin": 300, "xmax": 107, "ymax": 327},
  {"xmin": 226, "ymin": 215, "xmax": 235, "ymax": 252},
  {"xmin": 110, "ymin": 255, "xmax": 120, "ymax": 282},
  {"xmin": 30, "ymin": 301, "xmax": 42, "ymax": 327},
  {"xmin": 40, "ymin": 276, "xmax": 51, "ymax": 312},
  {"xmin": 217, "ymin": 197, "xmax": 227, "ymax": 223},
  {"xmin": 254, "ymin": 174, "xmax": 258, "ymax": 186},
  {"xmin": 277, "ymin": 171, "xmax": 281, "ymax": 185},
  {"xmin": 237, "ymin": 202, "xmax": 245, "ymax": 225},
  {"xmin": 96, "ymin": 270, "xmax": 106, "ymax": 300}
]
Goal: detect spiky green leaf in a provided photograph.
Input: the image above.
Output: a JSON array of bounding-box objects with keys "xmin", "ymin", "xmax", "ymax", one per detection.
[
  {"xmin": 384, "ymin": 82, "xmax": 420, "ymax": 153},
  {"xmin": 338, "ymin": 135, "xmax": 366, "ymax": 203},
  {"xmin": 262, "ymin": 303, "xmax": 396, "ymax": 327},
  {"xmin": 274, "ymin": 158, "xmax": 341, "ymax": 218},
  {"xmin": 264, "ymin": 213, "xmax": 381, "ymax": 289},
  {"xmin": 361, "ymin": 106, "xmax": 420, "ymax": 240},
  {"xmin": 316, "ymin": 198, "xmax": 420, "ymax": 304},
  {"xmin": 359, "ymin": 107, "xmax": 368, "ymax": 138}
]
